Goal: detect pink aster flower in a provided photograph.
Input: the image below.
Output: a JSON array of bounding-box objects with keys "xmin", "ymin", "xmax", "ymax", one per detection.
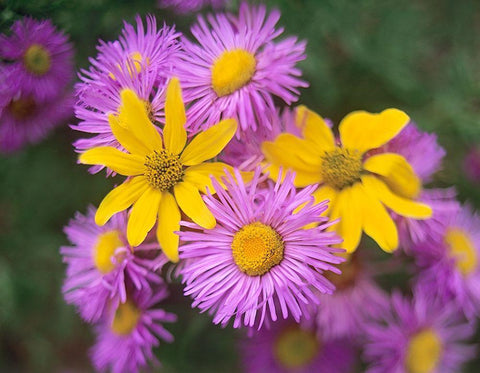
[
  {"xmin": 0, "ymin": 17, "xmax": 73, "ymax": 102},
  {"xmin": 179, "ymin": 167, "xmax": 344, "ymax": 330},
  {"xmin": 61, "ymin": 207, "xmax": 165, "ymax": 322},
  {"xmin": 241, "ymin": 319, "xmax": 357, "ymax": 373},
  {"xmin": 177, "ymin": 3, "xmax": 308, "ymax": 134},
  {"xmin": 158, "ymin": 0, "xmax": 228, "ymax": 13},
  {"xmin": 363, "ymin": 288, "xmax": 476, "ymax": 373},
  {"xmin": 90, "ymin": 286, "xmax": 176, "ymax": 373}
]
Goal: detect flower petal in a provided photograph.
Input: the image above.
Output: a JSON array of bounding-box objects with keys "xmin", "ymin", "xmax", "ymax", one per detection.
[
  {"xmin": 157, "ymin": 192, "xmax": 180, "ymax": 263},
  {"xmin": 95, "ymin": 176, "xmax": 149, "ymax": 226},
  {"xmin": 183, "ymin": 162, "xmax": 234, "ymax": 194},
  {"xmin": 362, "ymin": 175, "xmax": 432, "ymax": 219},
  {"xmin": 180, "ymin": 119, "xmax": 237, "ymax": 166},
  {"xmin": 339, "ymin": 108, "xmax": 410, "ymax": 153},
  {"xmin": 127, "ymin": 187, "xmax": 162, "ymax": 247},
  {"xmin": 296, "ymin": 105, "xmax": 335, "ymax": 151},
  {"xmin": 274, "ymin": 133, "xmax": 324, "ymax": 163},
  {"xmin": 109, "ymin": 114, "xmax": 150, "ymax": 156},
  {"xmin": 262, "ymin": 140, "xmax": 321, "ymax": 173},
  {"xmin": 312, "ymin": 185, "xmax": 337, "ymax": 214},
  {"xmin": 174, "ymin": 182, "xmax": 216, "ymax": 229},
  {"xmin": 363, "ymin": 152, "xmax": 421, "ymax": 199},
  {"xmin": 164, "ymin": 77, "xmax": 187, "ymax": 155},
  {"xmin": 79, "ymin": 146, "xmax": 145, "ymax": 176}
]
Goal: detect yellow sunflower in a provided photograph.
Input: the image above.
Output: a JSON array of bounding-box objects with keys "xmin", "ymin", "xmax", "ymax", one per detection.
[
  {"xmin": 80, "ymin": 77, "xmax": 237, "ymax": 262},
  {"xmin": 262, "ymin": 106, "xmax": 432, "ymax": 253}
]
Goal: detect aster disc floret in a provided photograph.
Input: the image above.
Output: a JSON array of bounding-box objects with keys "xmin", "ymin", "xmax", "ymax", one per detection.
[
  {"xmin": 79, "ymin": 77, "xmax": 237, "ymax": 262},
  {"xmin": 363, "ymin": 287, "xmax": 476, "ymax": 373},
  {"xmin": 179, "ymin": 167, "xmax": 344, "ymax": 329},
  {"xmin": 262, "ymin": 105, "xmax": 433, "ymax": 253},
  {"xmin": 177, "ymin": 2, "xmax": 308, "ymax": 133},
  {"xmin": 90, "ymin": 286, "xmax": 176, "ymax": 373}
]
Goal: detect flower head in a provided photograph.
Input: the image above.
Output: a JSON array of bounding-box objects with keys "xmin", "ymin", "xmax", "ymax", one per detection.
[
  {"xmin": 177, "ymin": 3, "xmax": 307, "ymax": 133},
  {"xmin": 463, "ymin": 146, "xmax": 480, "ymax": 183},
  {"xmin": 262, "ymin": 105, "xmax": 433, "ymax": 253},
  {"xmin": 179, "ymin": 167, "xmax": 343, "ymax": 329},
  {"xmin": 79, "ymin": 77, "xmax": 237, "ymax": 261}
]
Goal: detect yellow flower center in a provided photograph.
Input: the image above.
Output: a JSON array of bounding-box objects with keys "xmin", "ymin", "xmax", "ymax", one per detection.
[
  {"xmin": 231, "ymin": 222, "xmax": 284, "ymax": 276},
  {"xmin": 444, "ymin": 228, "xmax": 477, "ymax": 275},
  {"xmin": 144, "ymin": 150, "xmax": 184, "ymax": 192},
  {"xmin": 23, "ymin": 44, "xmax": 51, "ymax": 75},
  {"xmin": 93, "ymin": 230, "xmax": 124, "ymax": 274},
  {"xmin": 8, "ymin": 97, "xmax": 37, "ymax": 120},
  {"xmin": 211, "ymin": 49, "xmax": 256, "ymax": 97},
  {"xmin": 324, "ymin": 253, "xmax": 360, "ymax": 291},
  {"xmin": 274, "ymin": 326, "xmax": 320, "ymax": 369},
  {"xmin": 405, "ymin": 329, "xmax": 442, "ymax": 373},
  {"xmin": 321, "ymin": 147, "xmax": 363, "ymax": 190},
  {"xmin": 111, "ymin": 301, "xmax": 141, "ymax": 335}
]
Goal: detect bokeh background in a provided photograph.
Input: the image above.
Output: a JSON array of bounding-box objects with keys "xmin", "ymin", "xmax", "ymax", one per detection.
[{"xmin": 1, "ymin": 0, "xmax": 480, "ymax": 371}]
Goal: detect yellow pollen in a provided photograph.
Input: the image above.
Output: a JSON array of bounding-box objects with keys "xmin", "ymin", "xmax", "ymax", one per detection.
[
  {"xmin": 405, "ymin": 329, "xmax": 442, "ymax": 373},
  {"xmin": 321, "ymin": 147, "xmax": 363, "ymax": 190},
  {"xmin": 211, "ymin": 49, "xmax": 256, "ymax": 97},
  {"xmin": 444, "ymin": 228, "xmax": 478, "ymax": 275},
  {"xmin": 144, "ymin": 150, "xmax": 184, "ymax": 191},
  {"xmin": 324, "ymin": 253, "xmax": 360, "ymax": 291},
  {"xmin": 274, "ymin": 326, "xmax": 320, "ymax": 369},
  {"xmin": 23, "ymin": 44, "xmax": 51, "ymax": 75},
  {"xmin": 231, "ymin": 222, "xmax": 284, "ymax": 276},
  {"xmin": 111, "ymin": 301, "xmax": 141, "ymax": 335},
  {"xmin": 93, "ymin": 230, "xmax": 124, "ymax": 274},
  {"xmin": 8, "ymin": 97, "xmax": 37, "ymax": 120}
]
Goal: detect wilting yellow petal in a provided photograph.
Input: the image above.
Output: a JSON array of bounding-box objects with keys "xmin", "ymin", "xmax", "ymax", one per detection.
[
  {"xmin": 174, "ymin": 182, "xmax": 216, "ymax": 229},
  {"xmin": 180, "ymin": 119, "xmax": 237, "ymax": 166},
  {"xmin": 164, "ymin": 77, "xmax": 187, "ymax": 155},
  {"xmin": 183, "ymin": 163, "xmax": 234, "ymax": 194},
  {"xmin": 95, "ymin": 176, "xmax": 150, "ymax": 226},
  {"xmin": 156, "ymin": 192, "xmax": 180, "ymax": 262},
  {"xmin": 79, "ymin": 147, "xmax": 145, "ymax": 176},
  {"xmin": 118, "ymin": 89, "xmax": 163, "ymax": 152},
  {"xmin": 362, "ymin": 175, "xmax": 432, "ymax": 219},
  {"xmin": 109, "ymin": 114, "xmax": 150, "ymax": 157},
  {"xmin": 127, "ymin": 187, "xmax": 162, "ymax": 247},
  {"xmin": 363, "ymin": 152, "xmax": 421, "ymax": 199},
  {"xmin": 339, "ymin": 108, "xmax": 410, "ymax": 154},
  {"xmin": 296, "ymin": 105, "xmax": 336, "ymax": 151}
]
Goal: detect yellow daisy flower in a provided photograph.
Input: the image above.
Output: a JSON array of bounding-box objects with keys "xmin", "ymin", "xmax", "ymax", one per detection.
[
  {"xmin": 262, "ymin": 106, "xmax": 432, "ymax": 253},
  {"xmin": 80, "ymin": 77, "xmax": 237, "ymax": 262}
]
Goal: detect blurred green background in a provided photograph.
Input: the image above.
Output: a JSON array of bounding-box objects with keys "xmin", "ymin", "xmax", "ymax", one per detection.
[{"xmin": 1, "ymin": 0, "xmax": 479, "ymax": 371}]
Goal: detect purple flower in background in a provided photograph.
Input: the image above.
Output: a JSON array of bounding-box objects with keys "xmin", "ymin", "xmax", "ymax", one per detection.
[
  {"xmin": 463, "ymin": 146, "xmax": 480, "ymax": 183},
  {"xmin": 61, "ymin": 207, "xmax": 165, "ymax": 322},
  {"xmin": 179, "ymin": 167, "xmax": 343, "ymax": 329},
  {"xmin": 241, "ymin": 318, "xmax": 357, "ymax": 373},
  {"xmin": 363, "ymin": 288, "xmax": 476, "ymax": 373},
  {"xmin": 0, "ymin": 17, "xmax": 73, "ymax": 102},
  {"xmin": 158, "ymin": 0, "xmax": 228, "ymax": 13},
  {"xmin": 90, "ymin": 286, "xmax": 176, "ymax": 373},
  {"xmin": 177, "ymin": 3, "xmax": 308, "ymax": 134}
]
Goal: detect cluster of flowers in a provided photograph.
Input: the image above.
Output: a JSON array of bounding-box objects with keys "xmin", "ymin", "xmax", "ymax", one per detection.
[
  {"xmin": 17, "ymin": 1, "xmax": 473, "ymax": 372},
  {"xmin": 0, "ymin": 17, "xmax": 74, "ymax": 153}
]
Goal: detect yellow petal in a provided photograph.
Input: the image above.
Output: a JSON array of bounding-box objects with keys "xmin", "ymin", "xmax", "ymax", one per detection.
[
  {"xmin": 262, "ymin": 140, "xmax": 321, "ymax": 173},
  {"xmin": 109, "ymin": 114, "xmax": 150, "ymax": 157},
  {"xmin": 157, "ymin": 192, "xmax": 180, "ymax": 262},
  {"xmin": 118, "ymin": 89, "xmax": 163, "ymax": 152},
  {"xmin": 262, "ymin": 163, "xmax": 321, "ymax": 187},
  {"xmin": 180, "ymin": 119, "xmax": 237, "ymax": 166},
  {"xmin": 79, "ymin": 147, "xmax": 145, "ymax": 176},
  {"xmin": 339, "ymin": 108, "xmax": 410, "ymax": 154},
  {"xmin": 335, "ymin": 185, "xmax": 363, "ymax": 253},
  {"xmin": 363, "ymin": 152, "xmax": 421, "ymax": 199},
  {"xmin": 362, "ymin": 175, "xmax": 432, "ymax": 219},
  {"xmin": 296, "ymin": 105, "xmax": 335, "ymax": 151},
  {"xmin": 183, "ymin": 162, "xmax": 234, "ymax": 194},
  {"xmin": 174, "ymin": 182, "xmax": 216, "ymax": 229},
  {"xmin": 127, "ymin": 187, "xmax": 162, "ymax": 247},
  {"xmin": 274, "ymin": 133, "xmax": 323, "ymax": 164},
  {"xmin": 312, "ymin": 185, "xmax": 337, "ymax": 214},
  {"xmin": 164, "ymin": 77, "xmax": 187, "ymax": 155},
  {"xmin": 95, "ymin": 176, "xmax": 150, "ymax": 226},
  {"xmin": 359, "ymin": 182, "xmax": 398, "ymax": 252}
]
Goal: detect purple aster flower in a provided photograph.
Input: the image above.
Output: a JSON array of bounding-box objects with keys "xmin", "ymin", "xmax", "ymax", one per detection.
[
  {"xmin": 414, "ymin": 204, "xmax": 480, "ymax": 319},
  {"xmin": 177, "ymin": 3, "xmax": 308, "ymax": 134},
  {"xmin": 0, "ymin": 17, "xmax": 73, "ymax": 102},
  {"xmin": 463, "ymin": 146, "xmax": 480, "ymax": 183},
  {"xmin": 90, "ymin": 286, "xmax": 176, "ymax": 373},
  {"xmin": 315, "ymin": 252, "xmax": 388, "ymax": 340},
  {"xmin": 158, "ymin": 0, "xmax": 228, "ymax": 13},
  {"xmin": 241, "ymin": 318, "xmax": 357, "ymax": 373},
  {"xmin": 179, "ymin": 167, "xmax": 344, "ymax": 330},
  {"xmin": 61, "ymin": 206, "xmax": 166, "ymax": 322},
  {"xmin": 363, "ymin": 288, "xmax": 476, "ymax": 373}
]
